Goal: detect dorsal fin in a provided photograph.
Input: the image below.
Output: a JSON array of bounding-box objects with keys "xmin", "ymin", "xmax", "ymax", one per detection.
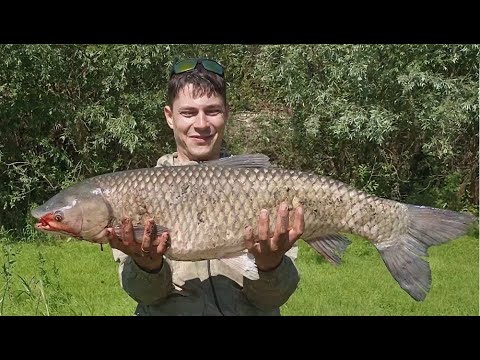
[{"xmin": 200, "ymin": 154, "xmax": 272, "ymax": 168}]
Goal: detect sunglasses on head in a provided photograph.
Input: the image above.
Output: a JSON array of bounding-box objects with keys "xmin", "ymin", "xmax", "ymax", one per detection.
[{"xmin": 170, "ymin": 58, "xmax": 225, "ymax": 78}]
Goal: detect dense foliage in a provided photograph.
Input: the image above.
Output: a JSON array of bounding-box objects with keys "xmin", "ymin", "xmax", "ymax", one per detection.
[{"xmin": 1, "ymin": 44, "xmax": 478, "ymax": 233}]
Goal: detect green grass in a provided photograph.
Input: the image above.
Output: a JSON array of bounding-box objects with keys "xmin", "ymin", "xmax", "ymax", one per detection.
[
  {"xmin": 0, "ymin": 238, "xmax": 136, "ymax": 316},
  {"xmin": 0, "ymin": 233, "xmax": 478, "ymax": 316},
  {"xmin": 281, "ymin": 235, "xmax": 479, "ymax": 316}
]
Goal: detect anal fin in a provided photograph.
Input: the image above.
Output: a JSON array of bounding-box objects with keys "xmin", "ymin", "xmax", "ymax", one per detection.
[
  {"xmin": 306, "ymin": 233, "xmax": 352, "ymax": 265},
  {"xmin": 220, "ymin": 252, "xmax": 259, "ymax": 280}
]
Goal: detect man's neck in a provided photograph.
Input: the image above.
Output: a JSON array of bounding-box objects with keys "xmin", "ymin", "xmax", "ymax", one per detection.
[{"xmin": 176, "ymin": 151, "xmax": 221, "ymax": 164}]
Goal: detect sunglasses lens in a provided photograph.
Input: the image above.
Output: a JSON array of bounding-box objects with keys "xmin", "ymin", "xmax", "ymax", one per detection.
[
  {"xmin": 201, "ymin": 60, "xmax": 224, "ymax": 77},
  {"xmin": 173, "ymin": 59, "xmax": 197, "ymax": 74},
  {"xmin": 171, "ymin": 58, "xmax": 224, "ymax": 77}
]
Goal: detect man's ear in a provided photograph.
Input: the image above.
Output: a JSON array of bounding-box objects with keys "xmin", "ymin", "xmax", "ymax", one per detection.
[{"xmin": 164, "ymin": 105, "xmax": 174, "ymax": 129}]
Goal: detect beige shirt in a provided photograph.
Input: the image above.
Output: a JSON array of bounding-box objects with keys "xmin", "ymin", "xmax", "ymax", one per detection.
[{"xmin": 112, "ymin": 152, "xmax": 299, "ymax": 316}]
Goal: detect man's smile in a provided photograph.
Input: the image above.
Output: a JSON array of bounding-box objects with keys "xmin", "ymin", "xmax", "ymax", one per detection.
[{"xmin": 189, "ymin": 134, "xmax": 215, "ymax": 143}]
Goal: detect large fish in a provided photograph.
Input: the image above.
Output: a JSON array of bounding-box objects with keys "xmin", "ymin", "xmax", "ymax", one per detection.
[{"xmin": 31, "ymin": 154, "xmax": 477, "ymax": 301}]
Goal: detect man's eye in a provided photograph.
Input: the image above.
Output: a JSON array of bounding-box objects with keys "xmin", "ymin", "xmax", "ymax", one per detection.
[
  {"xmin": 207, "ymin": 110, "xmax": 221, "ymax": 116},
  {"xmin": 181, "ymin": 111, "xmax": 195, "ymax": 117}
]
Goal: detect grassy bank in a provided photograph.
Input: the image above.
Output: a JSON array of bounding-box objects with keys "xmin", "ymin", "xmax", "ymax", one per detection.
[
  {"xmin": 282, "ymin": 235, "xmax": 478, "ymax": 316},
  {"xmin": 0, "ymin": 233, "xmax": 478, "ymax": 316}
]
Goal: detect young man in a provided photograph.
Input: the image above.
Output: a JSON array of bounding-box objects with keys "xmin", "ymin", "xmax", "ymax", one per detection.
[{"xmin": 108, "ymin": 58, "xmax": 305, "ymax": 316}]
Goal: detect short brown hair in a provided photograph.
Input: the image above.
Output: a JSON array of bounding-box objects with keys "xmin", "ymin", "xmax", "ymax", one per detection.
[{"xmin": 167, "ymin": 64, "xmax": 227, "ymax": 108}]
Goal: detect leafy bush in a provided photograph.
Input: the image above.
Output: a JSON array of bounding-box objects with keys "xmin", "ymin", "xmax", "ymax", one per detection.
[{"xmin": 1, "ymin": 44, "xmax": 478, "ymax": 234}]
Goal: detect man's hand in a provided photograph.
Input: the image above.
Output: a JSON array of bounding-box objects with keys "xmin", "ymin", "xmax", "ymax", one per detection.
[
  {"xmin": 107, "ymin": 218, "xmax": 170, "ymax": 273},
  {"xmin": 244, "ymin": 202, "xmax": 305, "ymax": 272}
]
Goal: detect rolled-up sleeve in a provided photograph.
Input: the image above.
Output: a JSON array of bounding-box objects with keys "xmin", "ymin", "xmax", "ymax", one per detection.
[
  {"xmin": 113, "ymin": 249, "xmax": 174, "ymax": 305},
  {"xmin": 242, "ymin": 245, "xmax": 300, "ymax": 311}
]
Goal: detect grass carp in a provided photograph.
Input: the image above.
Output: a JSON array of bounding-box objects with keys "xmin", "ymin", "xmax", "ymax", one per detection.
[{"xmin": 31, "ymin": 154, "xmax": 477, "ymax": 301}]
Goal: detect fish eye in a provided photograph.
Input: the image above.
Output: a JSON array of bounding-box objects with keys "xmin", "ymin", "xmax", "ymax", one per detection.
[{"xmin": 54, "ymin": 211, "xmax": 64, "ymax": 222}]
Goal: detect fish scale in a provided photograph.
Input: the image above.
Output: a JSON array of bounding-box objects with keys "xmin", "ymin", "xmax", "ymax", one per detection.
[
  {"xmin": 31, "ymin": 154, "xmax": 477, "ymax": 301},
  {"xmin": 92, "ymin": 165, "xmax": 404, "ymax": 259}
]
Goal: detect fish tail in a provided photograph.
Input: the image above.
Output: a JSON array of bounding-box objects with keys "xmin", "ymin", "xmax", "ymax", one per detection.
[{"xmin": 375, "ymin": 205, "xmax": 477, "ymax": 301}]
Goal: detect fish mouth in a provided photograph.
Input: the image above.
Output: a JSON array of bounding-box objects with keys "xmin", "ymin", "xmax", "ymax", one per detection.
[
  {"xmin": 35, "ymin": 216, "xmax": 52, "ymax": 230},
  {"xmin": 34, "ymin": 213, "xmax": 82, "ymax": 239}
]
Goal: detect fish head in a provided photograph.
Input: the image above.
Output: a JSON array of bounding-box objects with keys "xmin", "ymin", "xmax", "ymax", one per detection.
[{"xmin": 31, "ymin": 183, "xmax": 112, "ymax": 243}]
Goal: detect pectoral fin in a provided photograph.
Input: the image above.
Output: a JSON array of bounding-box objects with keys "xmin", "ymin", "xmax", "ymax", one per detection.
[
  {"xmin": 220, "ymin": 252, "xmax": 259, "ymax": 280},
  {"xmin": 113, "ymin": 224, "xmax": 170, "ymax": 243}
]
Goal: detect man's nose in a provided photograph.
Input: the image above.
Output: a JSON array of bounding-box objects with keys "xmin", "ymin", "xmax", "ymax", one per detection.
[{"xmin": 194, "ymin": 113, "xmax": 209, "ymax": 129}]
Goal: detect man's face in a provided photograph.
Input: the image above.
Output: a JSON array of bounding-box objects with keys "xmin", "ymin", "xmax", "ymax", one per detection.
[{"xmin": 164, "ymin": 84, "xmax": 227, "ymax": 162}]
